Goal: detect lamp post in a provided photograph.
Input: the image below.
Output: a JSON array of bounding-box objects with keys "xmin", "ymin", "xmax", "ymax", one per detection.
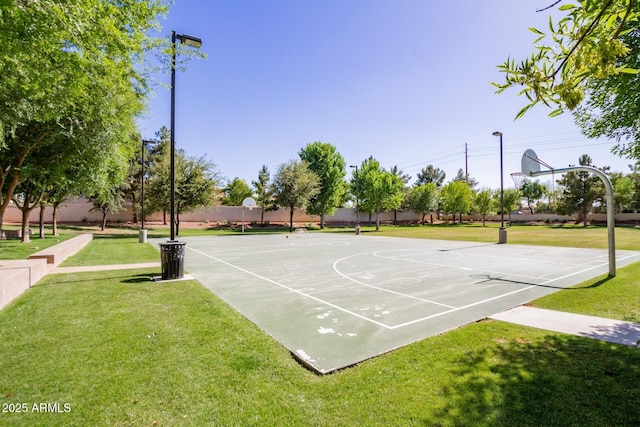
[
  {"xmin": 492, "ymin": 131, "xmax": 507, "ymax": 244},
  {"xmin": 350, "ymin": 165, "xmax": 360, "ymax": 234},
  {"xmin": 160, "ymin": 31, "xmax": 202, "ymax": 280},
  {"xmin": 139, "ymin": 139, "xmax": 153, "ymax": 243}
]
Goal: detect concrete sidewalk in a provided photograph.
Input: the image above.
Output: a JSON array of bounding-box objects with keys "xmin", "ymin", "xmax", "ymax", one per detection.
[
  {"xmin": 490, "ymin": 306, "xmax": 640, "ymax": 347},
  {"xmin": 52, "ymin": 262, "xmax": 160, "ymax": 274}
]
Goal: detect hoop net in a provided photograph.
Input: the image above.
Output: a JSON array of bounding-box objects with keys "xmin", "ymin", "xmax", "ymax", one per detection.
[{"xmin": 510, "ymin": 172, "xmax": 527, "ymax": 190}]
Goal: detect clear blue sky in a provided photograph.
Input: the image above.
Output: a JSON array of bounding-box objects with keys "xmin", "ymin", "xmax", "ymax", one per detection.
[{"xmin": 137, "ymin": 0, "xmax": 631, "ymax": 190}]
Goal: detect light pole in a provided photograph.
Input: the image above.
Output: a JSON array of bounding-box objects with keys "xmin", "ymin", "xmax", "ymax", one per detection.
[
  {"xmin": 492, "ymin": 131, "xmax": 507, "ymax": 244},
  {"xmin": 350, "ymin": 165, "xmax": 360, "ymax": 234},
  {"xmin": 170, "ymin": 31, "xmax": 202, "ymax": 240},
  {"xmin": 160, "ymin": 31, "xmax": 202, "ymax": 280},
  {"xmin": 139, "ymin": 139, "xmax": 153, "ymax": 243}
]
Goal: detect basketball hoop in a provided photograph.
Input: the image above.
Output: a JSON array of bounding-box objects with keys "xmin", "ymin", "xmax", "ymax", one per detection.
[
  {"xmin": 510, "ymin": 172, "xmax": 527, "ymax": 190},
  {"xmin": 241, "ymin": 197, "xmax": 257, "ymax": 234}
]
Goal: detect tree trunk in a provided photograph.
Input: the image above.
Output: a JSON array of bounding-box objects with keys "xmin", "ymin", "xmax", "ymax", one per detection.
[
  {"xmin": 101, "ymin": 211, "xmax": 107, "ymax": 231},
  {"xmin": 52, "ymin": 204, "xmax": 59, "ymax": 236},
  {"xmin": 375, "ymin": 209, "xmax": 380, "ymax": 231},
  {"xmin": 176, "ymin": 211, "xmax": 181, "ymax": 236},
  {"xmin": 0, "ymin": 160, "xmax": 26, "ymax": 236},
  {"xmin": 261, "ymin": 206, "xmax": 265, "ymax": 225},
  {"xmin": 21, "ymin": 209, "xmax": 31, "ymax": 243},
  {"xmin": 320, "ymin": 207, "xmax": 325, "ymax": 229},
  {"xmin": 583, "ymin": 205, "xmax": 589, "ymax": 227},
  {"xmin": 39, "ymin": 204, "xmax": 46, "ymax": 239},
  {"xmin": 289, "ymin": 207, "xmax": 294, "ymax": 232},
  {"xmin": 17, "ymin": 188, "xmax": 44, "ymax": 243},
  {"xmin": 0, "ymin": 210, "xmax": 4, "ymax": 241}
]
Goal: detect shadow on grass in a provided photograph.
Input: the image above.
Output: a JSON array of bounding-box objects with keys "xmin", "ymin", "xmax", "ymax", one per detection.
[
  {"xmin": 423, "ymin": 330, "xmax": 640, "ymax": 425},
  {"xmin": 121, "ymin": 274, "xmax": 157, "ymax": 284},
  {"xmin": 39, "ymin": 270, "xmax": 158, "ymax": 286}
]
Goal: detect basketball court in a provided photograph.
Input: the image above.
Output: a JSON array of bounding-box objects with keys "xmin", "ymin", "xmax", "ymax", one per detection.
[{"xmin": 150, "ymin": 233, "xmax": 639, "ymax": 373}]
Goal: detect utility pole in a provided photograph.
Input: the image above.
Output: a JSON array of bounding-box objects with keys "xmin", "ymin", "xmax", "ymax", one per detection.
[{"xmin": 465, "ymin": 143, "xmax": 468, "ymax": 178}]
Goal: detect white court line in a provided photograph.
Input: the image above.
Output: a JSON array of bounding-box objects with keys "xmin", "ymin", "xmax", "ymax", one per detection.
[
  {"xmin": 187, "ymin": 245, "xmax": 639, "ymax": 331},
  {"xmin": 389, "ymin": 253, "xmax": 640, "ymax": 329},
  {"xmin": 372, "ymin": 250, "xmax": 549, "ymax": 281},
  {"xmin": 186, "ymin": 246, "xmax": 394, "ymax": 329},
  {"xmin": 333, "ymin": 253, "xmax": 457, "ymax": 309}
]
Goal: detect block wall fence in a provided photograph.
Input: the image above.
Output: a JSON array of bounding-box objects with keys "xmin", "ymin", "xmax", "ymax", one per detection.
[{"xmin": 3, "ymin": 197, "xmax": 638, "ymax": 226}]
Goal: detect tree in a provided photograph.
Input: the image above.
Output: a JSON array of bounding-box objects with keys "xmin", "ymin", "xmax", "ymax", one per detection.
[
  {"xmin": 494, "ymin": 1, "xmax": 639, "ymax": 119},
  {"xmin": 521, "ymin": 180, "xmax": 547, "ymax": 214},
  {"xmin": 354, "ymin": 157, "xmax": 404, "ymax": 231},
  {"xmin": 630, "ymin": 163, "xmax": 640, "ymax": 211},
  {"xmin": 574, "ymin": 29, "xmax": 640, "ymax": 159},
  {"xmin": 252, "ymin": 165, "xmax": 275, "ymax": 225},
  {"xmin": 503, "ymin": 189, "xmax": 523, "ymax": 224},
  {"xmin": 610, "ymin": 172, "xmax": 634, "ymax": 213},
  {"xmin": 555, "ymin": 154, "xmax": 605, "ymax": 226},
  {"xmin": 440, "ymin": 181, "xmax": 473, "ymax": 224},
  {"xmin": 453, "ymin": 168, "xmax": 478, "ymax": 190},
  {"xmin": 298, "ymin": 142, "xmax": 347, "ymax": 229},
  {"xmin": 408, "ymin": 183, "xmax": 439, "ymax": 224},
  {"xmin": 145, "ymin": 140, "xmax": 222, "ymax": 235},
  {"xmin": 415, "ymin": 165, "xmax": 446, "ymax": 188},
  {"xmin": 271, "ymin": 160, "xmax": 320, "ymax": 232},
  {"xmin": 89, "ymin": 186, "xmax": 126, "ymax": 232},
  {"xmin": 0, "ymin": 0, "xmax": 169, "ymax": 237},
  {"xmin": 174, "ymin": 155, "xmax": 222, "ymax": 236},
  {"xmin": 221, "ymin": 178, "xmax": 253, "ymax": 206},
  {"xmin": 390, "ymin": 165, "xmax": 412, "ymax": 224},
  {"xmin": 473, "ymin": 188, "xmax": 494, "ymax": 226}
]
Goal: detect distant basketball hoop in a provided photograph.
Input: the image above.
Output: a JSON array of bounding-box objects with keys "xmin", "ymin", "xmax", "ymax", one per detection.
[{"xmin": 241, "ymin": 197, "xmax": 257, "ymax": 234}]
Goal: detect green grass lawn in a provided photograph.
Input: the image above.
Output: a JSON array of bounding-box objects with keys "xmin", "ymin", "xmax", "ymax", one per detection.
[
  {"xmin": 59, "ymin": 235, "xmax": 160, "ymax": 266},
  {"xmin": 1, "ymin": 225, "xmax": 639, "ymax": 425},
  {"xmin": 0, "ymin": 233, "xmax": 77, "ymax": 261},
  {"xmin": 364, "ymin": 222, "xmax": 640, "ymax": 250},
  {"xmin": 1, "ymin": 267, "xmax": 638, "ymax": 426}
]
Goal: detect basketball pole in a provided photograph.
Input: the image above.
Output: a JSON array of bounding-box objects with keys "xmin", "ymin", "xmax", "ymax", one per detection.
[{"xmin": 530, "ymin": 166, "xmax": 616, "ymax": 277}]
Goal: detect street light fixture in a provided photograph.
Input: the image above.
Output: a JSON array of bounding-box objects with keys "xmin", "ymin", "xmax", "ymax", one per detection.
[
  {"xmin": 159, "ymin": 31, "xmax": 202, "ymax": 280},
  {"xmin": 492, "ymin": 131, "xmax": 507, "ymax": 244},
  {"xmin": 350, "ymin": 165, "xmax": 360, "ymax": 234}
]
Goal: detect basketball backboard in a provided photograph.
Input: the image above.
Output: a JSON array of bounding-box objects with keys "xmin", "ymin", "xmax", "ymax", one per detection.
[{"xmin": 521, "ymin": 149, "xmax": 541, "ymax": 176}]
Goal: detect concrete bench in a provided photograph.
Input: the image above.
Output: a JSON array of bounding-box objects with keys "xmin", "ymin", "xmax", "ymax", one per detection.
[
  {"xmin": 0, "ymin": 234, "xmax": 92, "ymax": 311},
  {"xmin": 28, "ymin": 234, "xmax": 93, "ymax": 267},
  {"xmin": 0, "ymin": 259, "xmax": 49, "ymax": 310}
]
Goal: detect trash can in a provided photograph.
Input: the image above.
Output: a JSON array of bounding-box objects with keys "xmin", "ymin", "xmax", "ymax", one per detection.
[
  {"xmin": 498, "ymin": 227, "xmax": 508, "ymax": 244},
  {"xmin": 159, "ymin": 240, "xmax": 186, "ymax": 280}
]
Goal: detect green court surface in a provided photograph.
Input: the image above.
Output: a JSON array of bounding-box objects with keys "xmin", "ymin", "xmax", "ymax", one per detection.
[{"xmin": 152, "ymin": 233, "xmax": 640, "ymax": 374}]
